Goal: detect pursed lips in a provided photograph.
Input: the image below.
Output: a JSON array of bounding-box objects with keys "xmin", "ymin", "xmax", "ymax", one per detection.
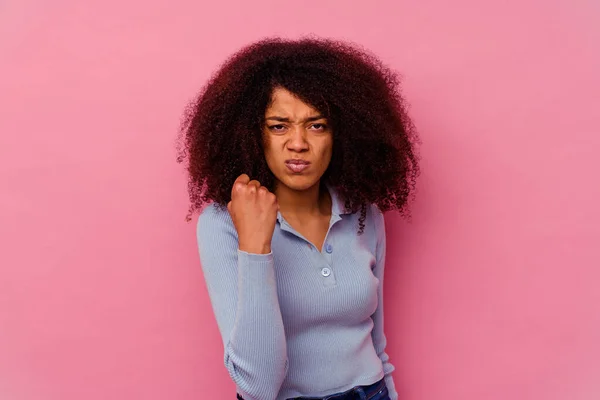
[
  {"xmin": 285, "ymin": 159, "xmax": 310, "ymax": 165},
  {"xmin": 285, "ymin": 159, "xmax": 311, "ymax": 172}
]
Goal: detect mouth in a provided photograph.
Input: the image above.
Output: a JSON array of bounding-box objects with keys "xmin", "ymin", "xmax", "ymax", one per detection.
[{"xmin": 285, "ymin": 159, "xmax": 311, "ymax": 173}]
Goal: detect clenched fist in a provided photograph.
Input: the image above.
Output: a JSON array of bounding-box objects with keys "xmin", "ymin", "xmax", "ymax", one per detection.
[{"xmin": 227, "ymin": 174, "xmax": 279, "ymax": 254}]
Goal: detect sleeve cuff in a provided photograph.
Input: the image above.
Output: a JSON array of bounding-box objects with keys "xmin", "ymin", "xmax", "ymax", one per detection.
[{"xmin": 237, "ymin": 249, "xmax": 274, "ymax": 262}]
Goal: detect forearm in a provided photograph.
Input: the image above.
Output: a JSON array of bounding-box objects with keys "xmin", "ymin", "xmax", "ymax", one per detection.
[{"xmin": 224, "ymin": 250, "xmax": 288, "ymax": 400}]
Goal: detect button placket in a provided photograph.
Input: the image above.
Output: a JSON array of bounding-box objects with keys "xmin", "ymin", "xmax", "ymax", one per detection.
[
  {"xmin": 319, "ymin": 240, "xmax": 336, "ymax": 286},
  {"xmin": 289, "ymin": 212, "xmax": 340, "ymax": 286}
]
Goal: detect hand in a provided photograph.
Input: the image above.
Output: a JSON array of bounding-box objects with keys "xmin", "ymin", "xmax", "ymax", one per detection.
[{"xmin": 227, "ymin": 174, "xmax": 278, "ymax": 254}]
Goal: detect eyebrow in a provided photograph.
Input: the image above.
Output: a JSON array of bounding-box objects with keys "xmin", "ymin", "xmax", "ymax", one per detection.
[{"xmin": 265, "ymin": 115, "xmax": 326, "ymax": 123}]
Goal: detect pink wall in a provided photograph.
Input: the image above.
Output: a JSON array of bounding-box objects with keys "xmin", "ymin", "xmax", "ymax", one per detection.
[{"xmin": 1, "ymin": 1, "xmax": 599, "ymax": 399}]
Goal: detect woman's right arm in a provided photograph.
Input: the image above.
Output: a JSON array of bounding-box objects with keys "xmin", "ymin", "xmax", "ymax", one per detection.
[{"xmin": 197, "ymin": 204, "xmax": 288, "ymax": 400}]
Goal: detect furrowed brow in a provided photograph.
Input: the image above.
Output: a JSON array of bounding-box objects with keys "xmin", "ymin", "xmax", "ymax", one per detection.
[{"xmin": 266, "ymin": 114, "xmax": 325, "ymax": 123}]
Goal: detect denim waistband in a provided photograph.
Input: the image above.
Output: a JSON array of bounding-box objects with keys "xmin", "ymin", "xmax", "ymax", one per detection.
[{"xmin": 287, "ymin": 377, "xmax": 386, "ymax": 400}]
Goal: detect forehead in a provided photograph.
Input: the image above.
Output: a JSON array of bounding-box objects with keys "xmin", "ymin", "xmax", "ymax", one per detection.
[{"xmin": 265, "ymin": 87, "xmax": 320, "ymax": 116}]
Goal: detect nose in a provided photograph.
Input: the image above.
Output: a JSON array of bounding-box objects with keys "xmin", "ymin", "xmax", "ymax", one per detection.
[{"xmin": 286, "ymin": 126, "xmax": 309, "ymax": 152}]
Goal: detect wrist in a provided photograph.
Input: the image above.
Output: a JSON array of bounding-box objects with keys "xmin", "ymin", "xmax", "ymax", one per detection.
[{"xmin": 238, "ymin": 242, "xmax": 271, "ymax": 254}]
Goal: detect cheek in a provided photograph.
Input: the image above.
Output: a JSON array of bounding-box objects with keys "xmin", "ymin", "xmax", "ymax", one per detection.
[
  {"xmin": 262, "ymin": 134, "xmax": 273, "ymax": 155},
  {"xmin": 320, "ymin": 138, "xmax": 333, "ymax": 163},
  {"xmin": 262, "ymin": 136, "xmax": 282, "ymax": 170}
]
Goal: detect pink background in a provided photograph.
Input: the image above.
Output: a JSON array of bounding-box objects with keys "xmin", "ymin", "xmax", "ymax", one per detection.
[{"xmin": 1, "ymin": 1, "xmax": 599, "ymax": 399}]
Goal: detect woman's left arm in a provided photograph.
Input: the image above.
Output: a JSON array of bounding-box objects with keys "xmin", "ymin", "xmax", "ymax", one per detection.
[{"xmin": 371, "ymin": 205, "xmax": 399, "ymax": 399}]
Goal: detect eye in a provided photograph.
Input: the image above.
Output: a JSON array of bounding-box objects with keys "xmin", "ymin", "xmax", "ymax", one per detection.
[
  {"xmin": 310, "ymin": 123, "xmax": 327, "ymax": 131},
  {"xmin": 268, "ymin": 124, "xmax": 287, "ymax": 133}
]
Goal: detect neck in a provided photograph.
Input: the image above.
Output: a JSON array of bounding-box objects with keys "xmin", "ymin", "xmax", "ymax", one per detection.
[{"xmin": 275, "ymin": 181, "xmax": 331, "ymax": 219}]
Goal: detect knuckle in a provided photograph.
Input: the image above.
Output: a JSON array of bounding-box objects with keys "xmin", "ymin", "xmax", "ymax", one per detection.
[{"xmin": 235, "ymin": 174, "xmax": 250, "ymax": 185}]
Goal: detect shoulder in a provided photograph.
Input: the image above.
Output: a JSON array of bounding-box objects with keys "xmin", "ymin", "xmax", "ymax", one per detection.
[
  {"xmin": 195, "ymin": 203, "xmax": 240, "ymax": 272},
  {"xmin": 367, "ymin": 203, "xmax": 385, "ymax": 233},
  {"xmin": 196, "ymin": 203, "xmax": 238, "ymax": 243},
  {"xmin": 367, "ymin": 204, "xmax": 386, "ymax": 258}
]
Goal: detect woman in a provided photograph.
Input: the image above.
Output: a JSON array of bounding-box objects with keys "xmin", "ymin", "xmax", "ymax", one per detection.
[{"xmin": 177, "ymin": 36, "xmax": 419, "ymax": 400}]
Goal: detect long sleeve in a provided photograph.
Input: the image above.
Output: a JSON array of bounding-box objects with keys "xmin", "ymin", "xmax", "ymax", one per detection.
[
  {"xmin": 196, "ymin": 205, "xmax": 288, "ymax": 400},
  {"xmin": 370, "ymin": 205, "xmax": 398, "ymax": 399}
]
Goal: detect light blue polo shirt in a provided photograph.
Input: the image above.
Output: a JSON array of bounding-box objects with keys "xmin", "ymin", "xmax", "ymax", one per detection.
[{"xmin": 196, "ymin": 184, "xmax": 397, "ymax": 400}]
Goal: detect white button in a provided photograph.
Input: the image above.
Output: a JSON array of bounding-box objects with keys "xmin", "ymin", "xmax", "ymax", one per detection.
[{"xmin": 321, "ymin": 267, "xmax": 331, "ymax": 277}]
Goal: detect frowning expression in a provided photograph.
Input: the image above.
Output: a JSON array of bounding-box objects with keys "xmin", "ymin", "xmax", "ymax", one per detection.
[{"xmin": 262, "ymin": 87, "xmax": 333, "ymax": 192}]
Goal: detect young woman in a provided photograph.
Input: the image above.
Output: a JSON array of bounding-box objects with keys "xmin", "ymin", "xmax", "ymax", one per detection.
[{"xmin": 178, "ymin": 36, "xmax": 419, "ymax": 400}]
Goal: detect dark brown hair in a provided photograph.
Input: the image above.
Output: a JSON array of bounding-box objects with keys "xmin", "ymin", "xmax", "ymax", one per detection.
[{"xmin": 177, "ymin": 36, "xmax": 420, "ymax": 233}]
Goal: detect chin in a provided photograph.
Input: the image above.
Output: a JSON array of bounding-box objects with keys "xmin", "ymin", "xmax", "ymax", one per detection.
[{"xmin": 277, "ymin": 175, "xmax": 321, "ymax": 192}]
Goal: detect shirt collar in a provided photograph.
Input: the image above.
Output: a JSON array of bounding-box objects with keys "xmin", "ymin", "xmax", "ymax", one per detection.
[{"xmin": 325, "ymin": 182, "xmax": 347, "ymax": 218}]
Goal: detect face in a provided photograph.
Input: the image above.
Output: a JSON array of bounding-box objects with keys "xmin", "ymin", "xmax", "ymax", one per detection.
[{"xmin": 263, "ymin": 87, "xmax": 333, "ymax": 192}]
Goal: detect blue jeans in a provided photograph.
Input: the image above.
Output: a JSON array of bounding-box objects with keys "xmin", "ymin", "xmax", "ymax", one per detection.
[{"xmin": 236, "ymin": 377, "xmax": 390, "ymax": 400}]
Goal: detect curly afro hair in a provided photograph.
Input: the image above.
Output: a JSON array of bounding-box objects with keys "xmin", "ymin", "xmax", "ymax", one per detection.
[{"xmin": 177, "ymin": 36, "xmax": 420, "ymax": 233}]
